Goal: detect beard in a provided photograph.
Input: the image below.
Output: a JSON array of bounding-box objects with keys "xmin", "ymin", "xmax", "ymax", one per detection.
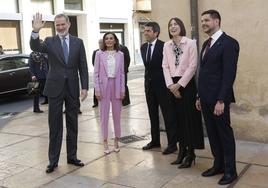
[
  {"xmin": 57, "ymin": 29, "xmax": 69, "ymax": 37},
  {"xmin": 202, "ymin": 27, "xmax": 212, "ymax": 34}
]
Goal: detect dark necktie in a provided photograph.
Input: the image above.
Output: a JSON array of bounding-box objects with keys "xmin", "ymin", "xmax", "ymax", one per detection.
[
  {"xmin": 203, "ymin": 37, "xmax": 212, "ymax": 57},
  {"xmin": 62, "ymin": 37, "xmax": 69, "ymax": 64},
  {"xmin": 146, "ymin": 43, "xmax": 152, "ymax": 63}
]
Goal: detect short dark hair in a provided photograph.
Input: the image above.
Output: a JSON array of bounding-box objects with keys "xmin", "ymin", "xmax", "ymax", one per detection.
[
  {"xmin": 201, "ymin": 9, "xmax": 221, "ymax": 26},
  {"xmin": 145, "ymin": 22, "xmax": 160, "ymax": 37},
  {"xmin": 102, "ymin": 32, "xmax": 120, "ymax": 51},
  {"xmin": 54, "ymin": 14, "xmax": 69, "ymax": 23},
  {"xmin": 168, "ymin": 18, "xmax": 186, "ymax": 39}
]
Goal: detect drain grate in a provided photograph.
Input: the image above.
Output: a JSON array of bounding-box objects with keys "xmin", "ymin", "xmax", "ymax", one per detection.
[{"xmin": 119, "ymin": 135, "xmax": 145, "ymax": 144}]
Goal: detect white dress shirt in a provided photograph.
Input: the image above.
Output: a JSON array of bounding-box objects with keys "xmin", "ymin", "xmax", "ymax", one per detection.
[{"xmin": 146, "ymin": 38, "xmax": 157, "ymax": 60}]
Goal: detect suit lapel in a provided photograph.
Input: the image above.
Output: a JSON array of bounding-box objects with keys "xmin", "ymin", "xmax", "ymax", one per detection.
[
  {"xmin": 200, "ymin": 40, "xmax": 208, "ymax": 63},
  {"xmin": 68, "ymin": 35, "xmax": 75, "ymax": 65},
  {"xmin": 142, "ymin": 44, "xmax": 148, "ymax": 65},
  {"xmin": 151, "ymin": 39, "xmax": 158, "ymax": 61},
  {"xmin": 202, "ymin": 33, "xmax": 226, "ymax": 63},
  {"xmin": 103, "ymin": 51, "xmax": 108, "ymax": 75}
]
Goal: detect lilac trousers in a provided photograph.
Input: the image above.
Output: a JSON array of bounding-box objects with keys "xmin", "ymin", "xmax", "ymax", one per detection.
[{"xmin": 99, "ymin": 78, "xmax": 121, "ymax": 140}]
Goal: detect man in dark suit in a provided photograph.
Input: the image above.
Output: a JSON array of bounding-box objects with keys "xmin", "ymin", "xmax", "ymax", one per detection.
[
  {"xmin": 140, "ymin": 22, "xmax": 177, "ymax": 155},
  {"xmin": 30, "ymin": 13, "xmax": 89, "ymax": 173},
  {"xmin": 119, "ymin": 44, "xmax": 131, "ymax": 106},
  {"xmin": 29, "ymin": 51, "xmax": 49, "ymax": 113},
  {"xmin": 92, "ymin": 39, "xmax": 103, "ymax": 108},
  {"xmin": 196, "ymin": 10, "xmax": 239, "ymax": 185}
]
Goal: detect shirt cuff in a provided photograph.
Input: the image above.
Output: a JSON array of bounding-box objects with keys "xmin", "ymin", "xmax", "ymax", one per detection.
[{"xmin": 31, "ymin": 32, "xmax": 39, "ymax": 39}]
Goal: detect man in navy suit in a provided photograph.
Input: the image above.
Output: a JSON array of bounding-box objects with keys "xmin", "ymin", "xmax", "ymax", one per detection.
[
  {"xmin": 196, "ymin": 10, "xmax": 239, "ymax": 185},
  {"xmin": 30, "ymin": 13, "xmax": 88, "ymax": 173},
  {"xmin": 140, "ymin": 22, "xmax": 177, "ymax": 155}
]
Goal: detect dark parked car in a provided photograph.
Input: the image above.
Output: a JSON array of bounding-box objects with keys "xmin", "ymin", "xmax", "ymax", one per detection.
[{"xmin": 0, "ymin": 54, "xmax": 31, "ymax": 96}]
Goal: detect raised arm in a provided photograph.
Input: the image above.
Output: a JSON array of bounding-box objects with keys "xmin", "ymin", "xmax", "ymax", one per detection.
[
  {"xmin": 32, "ymin": 13, "xmax": 46, "ymax": 33},
  {"xmin": 30, "ymin": 13, "xmax": 47, "ymax": 53}
]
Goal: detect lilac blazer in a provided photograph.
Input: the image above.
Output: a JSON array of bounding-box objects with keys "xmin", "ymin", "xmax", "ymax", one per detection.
[
  {"xmin": 94, "ymin": 50, "xmax": 125, "ymax": 99},
  {"xmin": 162, "ymin": 37, "xmax": 198, "ymax": 88}
]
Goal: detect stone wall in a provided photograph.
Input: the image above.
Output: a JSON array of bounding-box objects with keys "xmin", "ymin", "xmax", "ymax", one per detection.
[{"xmin": 136, "ymin": 0, "xmax": 268, "ymax": 142}]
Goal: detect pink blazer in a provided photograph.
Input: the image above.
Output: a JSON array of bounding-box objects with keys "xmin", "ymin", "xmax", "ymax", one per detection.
[
  {"xmin": 94, "ymin": 50, "xmax": 125, "ymax": 99},
  {"xmin": 162, "ymin": 37, "xmax": 198, "ymax": 88}
]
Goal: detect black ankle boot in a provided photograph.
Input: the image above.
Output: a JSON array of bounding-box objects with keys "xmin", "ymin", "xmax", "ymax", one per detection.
[
  {"xmin": 171, "ymin": 147, "xmax": 187, "ymax": 165},
  {"xmin": 178, "ymin": 150, "xmax": 196, "ymax": 168}
]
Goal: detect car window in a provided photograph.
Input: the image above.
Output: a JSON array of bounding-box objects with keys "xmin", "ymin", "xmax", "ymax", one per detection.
[
  {"xmin": 0, "ymin": 60, "xmax": 17, "ymax": 71},
  {"xmin": 14, "ymin": 57, "xmax": 29, "ymax": 68}
]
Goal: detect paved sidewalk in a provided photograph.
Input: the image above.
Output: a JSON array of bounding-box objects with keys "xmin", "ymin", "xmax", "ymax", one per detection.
[{"xmin": 0, "ymin": 76, "xmax": 267, "ymax": 188}]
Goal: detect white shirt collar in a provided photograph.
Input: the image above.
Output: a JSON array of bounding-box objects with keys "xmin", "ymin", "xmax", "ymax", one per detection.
[
  {"xmin": 59, "ymin": 34, "xmax": 70, "ymax": 41},
  {"xmin": 211, "ymin": 29, "xmax": 223, "ymax": 42},
  {"xmin": 149, "ymin": 38, "xmax": 157, "ymax": 46}
]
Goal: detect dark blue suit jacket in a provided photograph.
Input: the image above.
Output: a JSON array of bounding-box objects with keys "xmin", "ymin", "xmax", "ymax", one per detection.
[
  {"xmin": 140, "ymin": 39, "xmax": 167, "ymax": 94},
  {"xmin": 198, "ymin": 32, "xmax": 240, "ymax": 104},
  {"xmin": 29, "ymin": 52, "xmax": 48, "ymax": 80},
  {"xmin": 30, "ymin": 35, "xmax": 88, "ymax": 98}
]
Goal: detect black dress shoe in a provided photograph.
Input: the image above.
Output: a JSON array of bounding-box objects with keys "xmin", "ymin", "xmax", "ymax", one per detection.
[
  {"xmin": 92, "ymin": 104, "xmax": 98, "ymax": 108},
  {"xmin": 122, "ymin": 102, "xmax": 130, "ymax": 106},
  {"xmin": 41, "ymin": 101, "xmax": 48, "ymax": 105},
  {"xmin": 46, "ymin": 164, "xmax": 58, "ymax": 173},
  {"xmin": 202, "ymin": 167, "xmax": 224, "ymax": 177},
  {"xmin": 34, "ymin": 109, "xmax": 44, "ymax": 113},
  {"xmin": 67, "ymin": 159, "xmax": 84, "ymax": 167},
  {"xmin": 218, "ymin": 173, "xmax": 237, "ymax": 185},
  {"xmin": 162, "ymin": 146, "xmax": 177, "ymax": 155},
  {"xmin": 142, "ymin": 142, "xmax": 161, "ymax": 150}
]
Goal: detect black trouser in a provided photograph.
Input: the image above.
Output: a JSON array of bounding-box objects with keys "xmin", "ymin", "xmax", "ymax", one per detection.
[
  {"xmin": 145, "ymin": 86, "xmax": 177, "ymax": 148},
  {"xmin": 201, "ymin": 101, "xmax": 236, "ymax": 174},
  {"xmin": 33, "ymin": 79, "xmax": 46, "ymax": 111},
  {"xmin": 122, "ymin": 73, "xmax": 130, "ymax": 105},
  {"xmin": 48, "ymin": 81, "xmax": 79, "ymax": 165}
]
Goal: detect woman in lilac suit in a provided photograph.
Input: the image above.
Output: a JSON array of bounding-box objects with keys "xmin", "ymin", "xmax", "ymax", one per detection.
[
  {"xmin": 94, "ymin": 32, "xmax": 125, "ymax": 154},
  {"xmin": 162, "ymin": 18, "xmax": 204, "ymax": 168}
]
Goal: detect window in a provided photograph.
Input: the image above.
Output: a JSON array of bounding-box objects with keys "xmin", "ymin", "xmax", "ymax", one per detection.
[
  {"xmin": 39, "ymin": 22, "xmax": 55, "ymax": 40},
  {"xmin": 0, "ymin": 60, "xmax": 16, "ymax": 71},
  {"xmin": 0, "ymin": 0, "xmax": 18, "ymax": 13},
  {"xmin": 0, "ymin": 57, "xmax": 28, "ymax": 71},
  {"xmin": 139, "ymin": 23, "xmax": 147, "ymax": 45},
  {"xmin": 0, "ymin": 21, "xmax": 21, "ymax": 54},
  {"xmin": 31, "ymin": 0, "xmax": 54, "ymax": 14},
  {"xmin": 65, "ymin": 0, "xmax": 83, "ymax": 10},
  {"xmin": 135, "ymin": 0, "xmax": 151, "ymax": 12},
  {"xmin": 14, "ymin": 57, "xmax": 29, "ymax": 68}
]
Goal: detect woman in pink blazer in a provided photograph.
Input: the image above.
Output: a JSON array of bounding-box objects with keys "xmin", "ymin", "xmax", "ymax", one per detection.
[
  {"xmin": 162, "ymin": 18, "xmax": 204, "ymax": 168},
  {"xmin": 94, "ymin": 32, "xmax": 125, "ymax": 154}
]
